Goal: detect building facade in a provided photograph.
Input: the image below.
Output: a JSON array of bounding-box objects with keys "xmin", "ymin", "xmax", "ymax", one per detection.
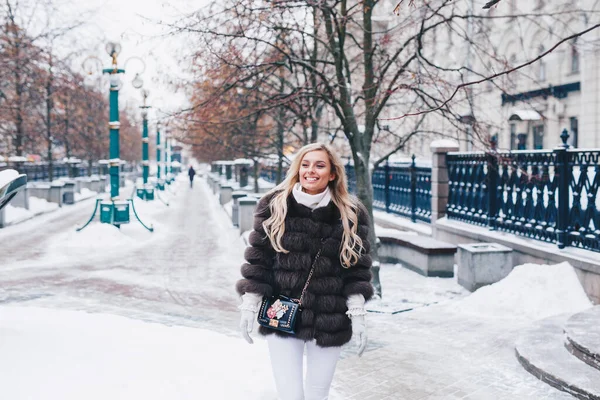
[{"xmin": 370, "ymin": 0, "xmax": 600, "ymax": 159}]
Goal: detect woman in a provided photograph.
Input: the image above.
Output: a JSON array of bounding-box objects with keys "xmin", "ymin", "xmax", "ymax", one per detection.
[{"xmin": 236, "ymin": 143, "xmax": 373, "ymax": 400}]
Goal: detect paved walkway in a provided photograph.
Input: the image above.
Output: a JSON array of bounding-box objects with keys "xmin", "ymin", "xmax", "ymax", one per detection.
[{"xmin": 0, "ymin": 178, "xmax": 573, "ymax": 399}]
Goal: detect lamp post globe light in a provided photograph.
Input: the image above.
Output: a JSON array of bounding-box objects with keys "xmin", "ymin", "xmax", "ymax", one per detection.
[{"xmin": 76, "ymin": 42, "xmax": 153, "ymax": 232}]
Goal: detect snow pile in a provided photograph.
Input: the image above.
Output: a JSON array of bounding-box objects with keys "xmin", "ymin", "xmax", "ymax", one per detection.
[
  {"xmin": 0, "ymin": 306, "xmax": 277, "ymax": 400},
  {"xmin": 374, "ymin": 226, "xmax": 418, "ymax": 240},
  {"xmin": 3, "ymin": 204, "xmax": 32, "ymax": 224},
  {"xmin": 454, "ymin": 262, "xmax": 592, "ymax": 320},
  {"xmin": 44, "ymin": 222, "xmax": 156, "ymax": 262},
  {"xmin": 368, "ymin": 263, "xmax": 468, "ymax": 314},
  {"xmin": 0, "ymin": 169, "xmax": 19, "ymax": 188},
  {"xmin": 29, "ymin": 196, "xmax": 59, "ymax": 214},
  {"xmin": 74, "ymin": 188, "xmax": 97, "ymax": 202}
]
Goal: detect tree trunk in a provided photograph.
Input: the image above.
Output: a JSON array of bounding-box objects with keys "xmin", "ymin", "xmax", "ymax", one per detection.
[
  {"xmin": 14, "ymin": 75, "xmax": 24, "ymax": 157},
  {"xmin": 276, "ymin": 114, "xmax": 285, "ymax": 184},
  {"xmin": 351, "ymin": 141, "xmax": 381, "ymax": 298},
  {"xmin": 310, "ymin": 104, "xmax": 323, "ymax": 143},
  {"xmin": 46, "ymin": 60, "xmax": 54, "ymax": 182},
  {"xmin": 253, "ymin": 158, "xmax": 260, "ymax": 194}
]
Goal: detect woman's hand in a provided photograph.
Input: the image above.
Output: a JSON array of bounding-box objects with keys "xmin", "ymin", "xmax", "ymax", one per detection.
[
  {"xmin": 346, "ymin": 294, "xmax": 368, "ymax": 356},
  {"xmin": 238, "ymin": 293, "xmax": 263, "ymax": 344},
  {"xmin": 350, "ymin": 315, "xmax": 368, "ymax": 356}
]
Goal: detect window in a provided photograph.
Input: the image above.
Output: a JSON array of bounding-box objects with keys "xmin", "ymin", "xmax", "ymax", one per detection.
[
  {"xmin": 533, "ymin": 125, "xmax": 544, "ymax": 149},
  {"xmin": 569, "ymin": 117, "xmax": 578, "ymax": 148},
  {"xmin": 517, "ymin": 133, "xmax": 527, "ymax": 150},
  {"xmin": 538, "ymin": 45, "xmax": 546, "ymax": 81},
  {"xmin": 571, "ymin": 39, "xmax": 580, "ymax": 73},
  {"xmin": 510, "ymin": 123, "xmax": 517, "ymax": 150}
]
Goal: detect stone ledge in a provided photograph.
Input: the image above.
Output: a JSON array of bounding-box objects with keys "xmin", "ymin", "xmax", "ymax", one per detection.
[
  {"xmin": 434, "ymin": 217, "xmax": 600, "ymax": 303},
  {"xmin": 378, "ymin": 233, "xmax": 456, "ymax": 277},
  {"xmin": 515, "ymin": 314, "xmax": 600, "ymax": 400},
  {"xmin": 373, "ymin": 211, "xmax": 432, "ymax": 236},
  {"xmin": 565, "ymin": 306, "xmax": 600, "ymax": 371},
  {"xmin": 435, "ymin": 217, "xmax": 600, "ymax": 275},
  {"xmin": 379, "ymin": 235, "xmax": 456, "ymax": 256}
]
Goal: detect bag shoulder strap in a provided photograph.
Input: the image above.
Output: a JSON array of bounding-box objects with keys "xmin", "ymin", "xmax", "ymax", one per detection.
[{"xmin": 298, "ymin": 239, "xmax": 324, "ymax": 305}]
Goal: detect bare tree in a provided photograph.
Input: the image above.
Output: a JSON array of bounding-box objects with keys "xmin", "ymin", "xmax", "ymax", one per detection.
[{"xmin": 174, "ymin": 0, "xmax": 600, "ymax": 296}]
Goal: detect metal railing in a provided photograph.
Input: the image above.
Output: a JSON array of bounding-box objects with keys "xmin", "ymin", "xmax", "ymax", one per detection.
[
  {"xmin": 0, "ymin": 162, "xmax": 136, "ymax": 182},
  {"xmin": 258, "ymin": 155, "xmax": 432, "ymax": 223},
  {"xmin": 259, "ymin": 165, "xmax": 278, "ymax": 183},
  {"xmin": 446, "ymin": 130, "xmax": 600, "ymax": 253},
  {"xmin": 365, "ymin": 156, "xmax": 432, "ymax": 223}
]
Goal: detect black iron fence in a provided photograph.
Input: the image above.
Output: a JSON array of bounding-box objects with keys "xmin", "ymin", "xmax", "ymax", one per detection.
[
  {"xmin": 259, "ymin": 165, "xmax": 278, "ymax": 183},
  {"xmin": 366, "ymin": 157, "xmax": 432, "ymax": 223},
  {"xmin": 258, "ymin": 156, "xmax": 432, "ymax": 223},
  {"xmin": 0, "ymin": 162, "xmax": 136, "ymax": 182},
  {"xmin": 446, "ymin": 130, "xmax": 600, "ymax": 253}
]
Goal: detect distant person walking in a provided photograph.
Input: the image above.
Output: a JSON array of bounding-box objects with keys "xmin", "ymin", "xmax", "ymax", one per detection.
[{"xmin": 188, "ymin": 165, "xmax": 196, "ymax": 188}]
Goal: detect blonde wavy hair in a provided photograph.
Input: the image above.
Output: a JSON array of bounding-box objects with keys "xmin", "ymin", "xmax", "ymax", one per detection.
[{"xmin": 262, "ymin": 143, "xmax": 364, "ymax": 268}]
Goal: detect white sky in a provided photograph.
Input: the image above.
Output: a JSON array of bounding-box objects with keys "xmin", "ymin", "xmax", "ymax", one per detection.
[{"xmin": 39, "ymin": 0, "xmax": 213, "ymax": 125}]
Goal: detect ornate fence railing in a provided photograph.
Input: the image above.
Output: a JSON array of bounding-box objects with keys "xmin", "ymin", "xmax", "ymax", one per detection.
[
  {"xmin": 366, "ymin": 156, "xmax": 432, "ymax": 223},
  {"xmin": 258, "ymin": 156, "xmax": 432, "ymax": 223},
  {"xmin": 0, "ymin": 162, "xmax": 135, "ymax": 182},
  {"xmin": 446, "ymin": 131, "xmax": 600, "ymax": 253},
  {"xmin": 259, "ymin": 165, "xmax": 278, "ymax": 183}
]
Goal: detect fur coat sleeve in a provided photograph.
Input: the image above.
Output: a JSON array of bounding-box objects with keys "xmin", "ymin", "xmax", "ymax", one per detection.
[
  {"xmin": 235, "ymin": 194, "xmax": 276, "ymax": 297},
  {"xmin": 340, "ymin": 200, "xmax": 375, "ymax": 301}
]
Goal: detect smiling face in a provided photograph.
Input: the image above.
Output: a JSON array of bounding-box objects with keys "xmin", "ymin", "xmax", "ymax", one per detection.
[{"xmin": 298, "ymin": 150, "xmax": 336, "ymax": 195}]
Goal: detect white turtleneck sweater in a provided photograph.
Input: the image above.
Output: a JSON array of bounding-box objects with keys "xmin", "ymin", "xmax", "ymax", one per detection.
[{"xmin": 292, "ymin": 182, "xmax": 331, "ymax": 209}]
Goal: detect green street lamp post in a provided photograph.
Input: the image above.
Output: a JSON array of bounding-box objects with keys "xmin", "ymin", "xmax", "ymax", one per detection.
[
  {"xmin": 77, "ymin": 42, "xmax": 153, "ymax": 232},
  {"xmin": 141, "ymin": 89, "xmax": 150, "ymax": 185},
  {"xmin": 165, "ymin": 131, "xmax": 171, "ymax": 184},
  {"xmin": 135, "ymin": 87, "xmax": 155, "ymax": 201},
  {"xmin": 103, "ymin": 44, "xmax": 125, "ymax": 200},
  {"xmin": 156, "ymin": 124, "xmax": 164, "ymax": 190}
]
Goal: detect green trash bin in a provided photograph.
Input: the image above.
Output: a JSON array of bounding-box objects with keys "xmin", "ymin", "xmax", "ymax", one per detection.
[
  {"xmin": 136, "ymin": 188, "xmax": 146, "ymax": 200},
  {"xmin": 100, "ymin": 201, "xmax": 114, "ymax": 224},
  {"xmin": 113, "ymin": 201, "xmax": 130, "ymax": 224}
]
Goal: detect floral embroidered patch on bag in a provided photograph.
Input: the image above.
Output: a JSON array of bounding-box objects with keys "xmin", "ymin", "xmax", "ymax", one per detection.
[{"xmin": 266, "ymin": 299, "xmax": 289, "ymax": 320}]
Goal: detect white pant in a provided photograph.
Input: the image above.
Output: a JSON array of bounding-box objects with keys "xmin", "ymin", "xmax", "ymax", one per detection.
[{"xmin": 266, "ymin": 335, "xmax": 342, "ymax": 400}]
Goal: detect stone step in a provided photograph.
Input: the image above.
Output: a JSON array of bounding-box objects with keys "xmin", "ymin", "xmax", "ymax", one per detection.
[
  {"xmin": 565, "ymin": 305, "xmax": 600, "ymax": 371},
  {"xmin": 515, "ymin": 314, "xmax": 600, "ymax": 400}
]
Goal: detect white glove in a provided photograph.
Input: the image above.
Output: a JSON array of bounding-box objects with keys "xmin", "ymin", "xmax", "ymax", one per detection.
[
  {"xmin": 346, "ymin": 294, "xmax": 367, "ymax": 357},
  {"xmin": 350, "ymin": 315, "xmax": 367, "ymax": 357},
  {"xmin": 238, "ymin": 292, "xmax": 262, "ymax": 344}
]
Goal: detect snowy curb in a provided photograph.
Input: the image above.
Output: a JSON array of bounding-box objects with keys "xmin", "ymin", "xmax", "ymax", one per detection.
[{"xmin": 373, "ymin": 209, "xmax": 433, "ymax": 236}]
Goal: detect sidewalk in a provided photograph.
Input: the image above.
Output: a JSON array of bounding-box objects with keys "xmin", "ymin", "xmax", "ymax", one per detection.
[
  {"xmin": 0, "ymin": 176, "xmax": 583, "ymax": 399},
  {"xmin": 212, "ymin": 181, "xmax": 576, "ymax": 400}
]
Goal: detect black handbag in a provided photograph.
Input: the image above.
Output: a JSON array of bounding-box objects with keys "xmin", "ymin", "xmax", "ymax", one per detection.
[{"xmin": 257, "ymin": 245, "xmax": 323, "ymax": 335}]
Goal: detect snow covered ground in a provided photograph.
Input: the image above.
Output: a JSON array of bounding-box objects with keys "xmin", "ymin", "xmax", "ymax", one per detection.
[
  {"xmin": 0, "ymin": 307, "xmax": 277, "ymax": 400},
  {"xmin": 3, "ymin": 196, "xmax": 60, "ymax": 225},
  {"xmin": 0, "ymin": 174, "xmax": 593, "ymax": 399}
]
